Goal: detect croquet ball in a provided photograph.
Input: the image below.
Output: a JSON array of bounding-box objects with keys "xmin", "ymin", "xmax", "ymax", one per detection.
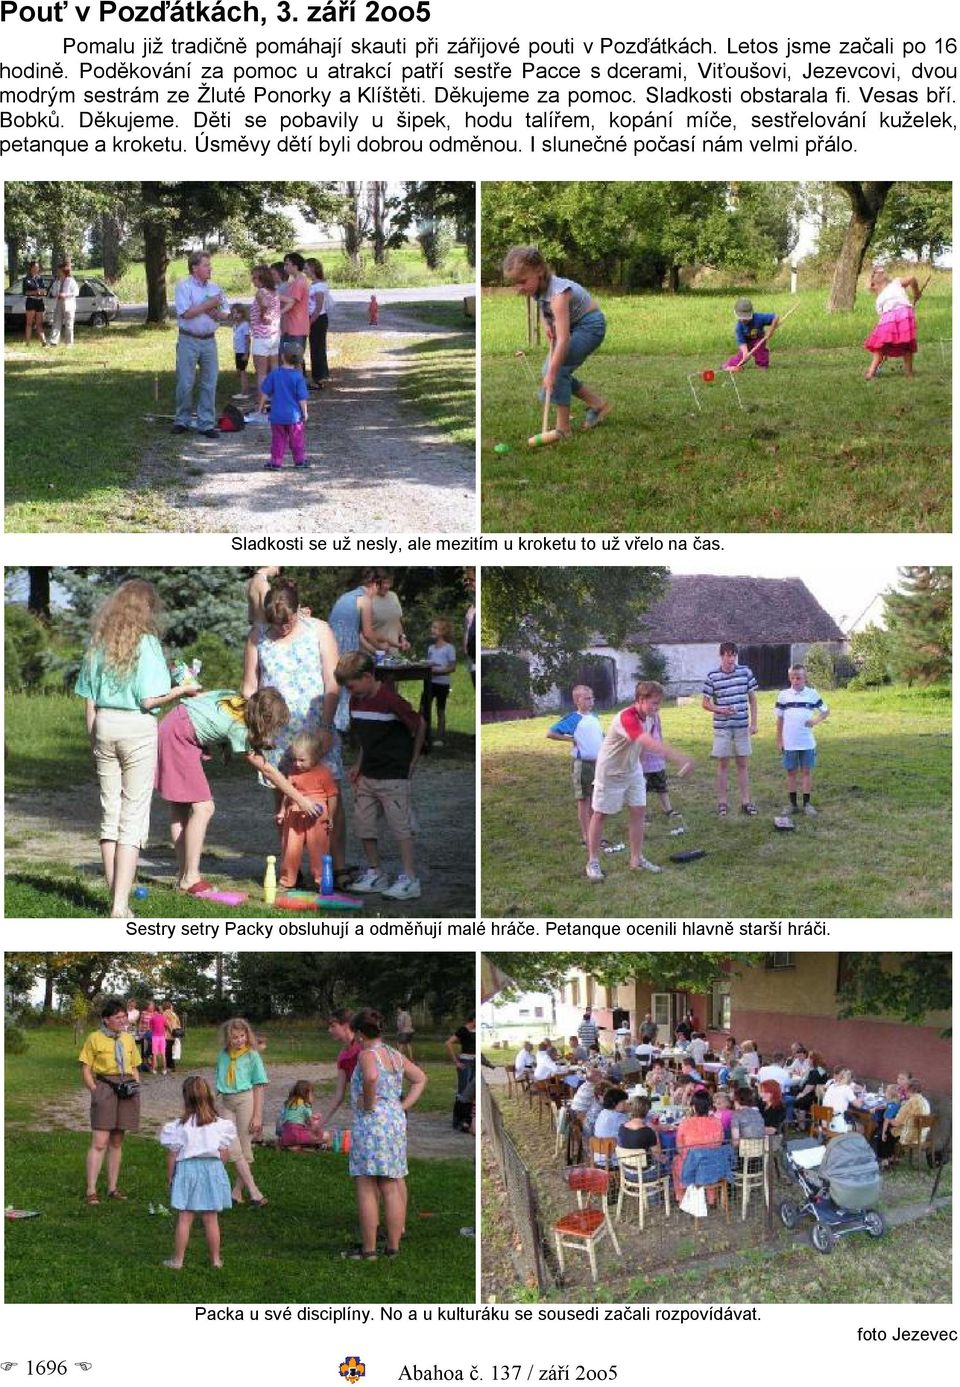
[
  {"xmin": 702, "ymin": 370, "xmax": 716, "ymax": 383},
  {"xmin": 132, "ymin": 886, "xmax": 149, "ymax": 900},
  {"xmin": 493, "ymin": 442, "xmax": 511, "ymax": 454}
]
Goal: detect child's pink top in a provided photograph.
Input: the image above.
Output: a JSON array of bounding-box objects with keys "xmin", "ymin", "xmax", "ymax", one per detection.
[{"xmin": 150, "ymin": 1012, "xmax": 168, "ymax": 1040}]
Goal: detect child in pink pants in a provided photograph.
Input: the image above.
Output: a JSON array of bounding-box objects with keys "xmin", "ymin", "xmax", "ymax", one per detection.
[{"xmin": 259, "ymin": 348, "xmax": 309, "ymax": 470}]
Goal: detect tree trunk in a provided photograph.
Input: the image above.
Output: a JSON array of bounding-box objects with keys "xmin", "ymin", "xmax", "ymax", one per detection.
[
  {"xmin": 666, "ymin": 264, "xmax": 681, "ymax": 294},
  {"xmin": 827, "ymin": 181, "xmax": 894, "ymax": 311},
  {"xmin": 8, "ymin": 235, "xmax": 20, "ymax": 288},
  {"xmin": 214, "ymin": 953, "xmax": 224, "ymax": 1001},
  {"xmin": 27, "ymin": 568, "xmax": 51, "ymax": 621},
  {"xmin": 100, "ymin": 212, "xmax": 122, "ymax": 284},
  {"xmin": 43, "ymin": 960, "xmax": 55, "ymax": 1012},
  {"xmin": 141, "ymin": 182, "xmax": 169, "ymax": 323},
  {"xmin": 370, "ymin": 181, "xmax": 388, "ymax": 265}
]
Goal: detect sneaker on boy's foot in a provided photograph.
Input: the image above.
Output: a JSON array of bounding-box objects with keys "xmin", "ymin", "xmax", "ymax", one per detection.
[
  {"xmin": 351, "ymin": 868, "xmax": 391, "ymax": 893},
  {"xmin": 632, "ymin": 857, "xmax": 663, "ymax": 874},
  {"xmin": 585, "ymin": 859, "xmax": 604, "ymax": 883},
  {"xmin": 803, "ymin": 803, "xmax": 818, "ymax": 817},
  {"xmin": 381, "ymin": 874, "xmax": 422, "ymax": 900}
]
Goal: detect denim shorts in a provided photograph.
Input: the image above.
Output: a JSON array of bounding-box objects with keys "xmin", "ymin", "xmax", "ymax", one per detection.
[{"xmin": 782, "ymin": 748, "xmax": 816, "ymax": 771}]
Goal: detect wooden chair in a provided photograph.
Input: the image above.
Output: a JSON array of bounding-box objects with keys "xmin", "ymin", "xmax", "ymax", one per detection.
[
  {"xmin": 849, "ymin": 1110, "xmax": 878, "ymax": 1146},
  {"xmin": 552, "ymin": 1100, "xmax": 571, "ymax": 1159},
  {"xmin": 554, "ymin": 1167, "xmax": 621, "ymax": 1283},
  {"xmin": 810, "ymin": 1104, "xmax": 834, "ymax": 1140},
  {"xmin": 732, "ymin": 1138, "xmax": 767, "ymax": 1220},
  {"xmin": 589, "ymin": 1136, "xmax": 620, "ymax": 1200},
  {"xmin": 504, "ymin": 1068, "xmax": 518, "ymax": 1102},
  {"xmin": 904, "ymin": 1114, "xmax": 938, "ymax": 1173},
  {"xmin": 615, "ymin": 1148, "xmax": 671, "ymax": 1229},
  {"xmin": 566, "ymin": 1111, "xmax": 585, "ymax": 1166},
  {"xmin": 532, "ymin": 1080, "xmax": 552, "ymax": 1125}
]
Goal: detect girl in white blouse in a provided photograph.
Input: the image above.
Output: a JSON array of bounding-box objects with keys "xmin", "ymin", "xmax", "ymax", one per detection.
[{"xmin": 159, "ymin": 1076, "xmax": 237, "ymax": 1269}]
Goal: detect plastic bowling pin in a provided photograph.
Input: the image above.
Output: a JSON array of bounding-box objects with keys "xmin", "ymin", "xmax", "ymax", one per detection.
[
  {"xmin": 321, "ymin": 854, "xmax": 335, "ymax": 897},
  {"xmin": 264, "ymin": 854, "xmax": 277, "ymax": 906}
]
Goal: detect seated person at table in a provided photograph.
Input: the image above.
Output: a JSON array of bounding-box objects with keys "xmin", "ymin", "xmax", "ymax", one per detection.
[
  {"xmin": 712, "ymin": 1090, "xmax": 733, "ymax": 1138},
  {"xmin": 788, "ymin": 1044, "xmax": 811, "ymax": 1080},
  {"xmin": 728, "ymin": 1061, "xmax": 749, "ymax": 1087},
  {"xmin": 758, "ymin": 1052, "xmax": 791, "ymax": 1089},
  {"xmin": 758, "ymin": 1079, "xmax": 786, "ymax": 1131},
  {"xmin": 587, "ymin": 1043, "xmax": 603, "ymax": 1066},
  {"xmin": 645, "ymin": 1061, "xmax": 670, "ymax": 1096},
  {"xmin": 514, "ymin": 1041, "xmax": 536, "ymax": 1079},
  {"xmin": 730, "ymin": 1087, "xmax": 766, "ymax": 1142},
  {"xmin": 533, "ymin": 1041, "xmax": 558, "ymax": 1082},
  {"xmin": 822, "ymin": 1066, "xmax": 861, "ymax": 1117},
  {"xmin": 689, "ymin": 1032, "xmax": 709, "ymax": 1067},
  {"xmin": 792, "ymin": 1050, "xmax": 829, "ymax": 1123},
  {"xmin": 592, "ymin": 1087, "xmax": 629, "ymax": 1161},
  {"xmin": 673, "ymin": 1090, "xmax": 724, "ymax": 1201},
  {"xmin": 877, "ymin": 1084, "xmax": 901, "ymax": 1163},
  {"xmin": 547, "ymin": 1043, "xmax": 562, "ymax": 1063},
  {"xmin": 567, "ymin": 1035, "xmax": 589, "ymax": 1063},
  {"xmin": 673, "ymin": 1028, "xmax": 690, "ymax": 1051},
  {"xmin": 678, "ymin": 1057, "xmax": 703, "ymax": 1085},
  {"xmin": 740, "ymin": 1040, "xmax": 760, "ymax": 1073},
  {"xmin": 896, "ymin": 1071, "xmax": 912, "ymax": 1102},
  {"xmin": 720, "ymin": 1037, "xmax": 740, "ymax": 1063},
  {"xmin": 618, "ymin": 1097, "xmax": 665, "ymax": 1178},
  {"xmin": 571, "ymin": 1073, "xmax": 604, "ymax": 1136},
  {"xmin": 889, "ymin": 1079, "xmax": 931, "ymax": 1155}
]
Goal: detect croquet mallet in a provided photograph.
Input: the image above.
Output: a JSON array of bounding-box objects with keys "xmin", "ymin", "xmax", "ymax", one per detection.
[{"xmin": 528, "ymin": 388, "xmax": 563, "ymax": 447}]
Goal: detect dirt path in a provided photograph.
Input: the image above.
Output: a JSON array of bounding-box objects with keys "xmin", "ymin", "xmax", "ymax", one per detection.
[
  {"xmin": 143, "ymin": 303, "xmax": 475, "ymax": 532},
  {"xmin": 33, "ymin": 1062, "xmax": 473, "ymax": 1159},
  {"xmin": 6, "ymin": 752, "xmax": 475, "ymax": 917}
]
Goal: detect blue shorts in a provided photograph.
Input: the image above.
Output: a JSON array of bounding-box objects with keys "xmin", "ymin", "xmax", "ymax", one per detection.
[{"xmin": 782, "ymin": 748, "xmax": 816, "ymax": 771}]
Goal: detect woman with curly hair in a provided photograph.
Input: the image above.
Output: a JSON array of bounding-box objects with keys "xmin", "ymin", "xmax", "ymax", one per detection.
[{"xmin": 75, "ymin": 579, "xmax": 195, "ymax": 917}]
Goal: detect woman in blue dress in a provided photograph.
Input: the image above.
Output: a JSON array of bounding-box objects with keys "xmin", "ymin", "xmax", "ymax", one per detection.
[
  {"xmin": 327, "ymin": 568, "xmax": 391, "ymax": 732},
  {"xmin": 343, "ymin": 1006, "xmax": 427, "ymax": 1260}
]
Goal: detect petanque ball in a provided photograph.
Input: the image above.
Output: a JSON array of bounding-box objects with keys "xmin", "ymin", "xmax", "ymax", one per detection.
[
  {"xmin": 702, "ymin": 369, "xmax": 716, "ymax": 383},
  {"xmin": 493, "ymin": 442, "xmax": 511, "ymax": 454},
  {"xmin": 133, "ymin": 886, "xmax": 149, "ymax": 900}
]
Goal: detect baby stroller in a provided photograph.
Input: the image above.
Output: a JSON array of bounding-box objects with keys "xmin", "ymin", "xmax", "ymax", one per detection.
[{"xmin": 778, "ymin": 1133, "xmax": 886, "ymax": 1253}]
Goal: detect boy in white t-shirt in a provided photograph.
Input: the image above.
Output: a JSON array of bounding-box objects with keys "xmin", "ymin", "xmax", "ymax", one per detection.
[
  {"xmin": 775, "ymin": 663, "xmax": 830, "ymax": 816},
  {"xmin": 547, "ymin": 684, "xmax": 604, "ymax": 846},
  {"xmin": 425, "ymin": 619, "xmax": 457, "ymax": 747}
]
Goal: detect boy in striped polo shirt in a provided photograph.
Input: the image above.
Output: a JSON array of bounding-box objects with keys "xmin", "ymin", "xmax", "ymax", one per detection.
[
  {"xmin": 775, "ymin": 663, "xmax": 830, "ymax": 816},
  {"xmin": 701, "ymin": 642, "xmax": 759, "ymax": 817}
]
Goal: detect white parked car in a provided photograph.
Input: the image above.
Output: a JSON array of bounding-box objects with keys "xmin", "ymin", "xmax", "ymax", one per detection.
[{"xmin": 4, "ymin": 274, "xmax": 120, "ymax": 330}]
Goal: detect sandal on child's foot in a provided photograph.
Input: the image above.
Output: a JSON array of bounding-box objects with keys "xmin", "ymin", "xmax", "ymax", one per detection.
[
  {"xmin": 341, "ymin": 1247, "xmax": 378, "ymax": 1260},
  {"xmin": 84, "ymin": 1192, "xmax": 100, "ymax": 1206},
  {"xmin": 162, "ymin": 1259, "xmax": 183, "ymax": 1270},
  {"xmin": 582, "ymin": 403, "xmax": 611, "ymax": 431},
  {"xmin": 717, "ymin": 803, "xmax": 729, "ymax": 818}
]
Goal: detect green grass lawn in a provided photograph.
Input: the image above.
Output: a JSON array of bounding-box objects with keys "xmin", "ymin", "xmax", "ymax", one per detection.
[
  {"xmin": 5, "ymin": 675, "xmax": 475, "ymax": 918},
  {"xmin": 5, "ymin": 301, "xmax": 475, "ymax": 533},
  {"xmin": 480, "ymin": 685, "xmax": 951, "ymax": 917},
  {"xmin": 69, "ymin": 246, "xmax": 475, "ymax": 302},
  {"xmin": 480, "ymin": 283, "xmax": 952, "ymax": 533},
  {"xmin": 6, "ymin": 1023, "xmax": 474, "ymax": 1302}
]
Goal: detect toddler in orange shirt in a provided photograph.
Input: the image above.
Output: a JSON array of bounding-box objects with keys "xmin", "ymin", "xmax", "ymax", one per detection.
[{"xmin": 277, "ymin": 732, "xmax": 339, "ymax": 888}]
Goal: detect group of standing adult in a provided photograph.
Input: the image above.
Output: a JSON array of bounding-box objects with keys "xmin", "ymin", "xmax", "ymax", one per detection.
[
  {"xmin": 79, "ymin": 1000, "xmax": 427, "ymax": 1263},
  {"xmin": 21, "ymin": 258, "xmax": 79, "ymax": 347},
  {"xmin": 77, "ymin": 566, "xmax": 475, "ymax": 915},
  {"xmin": 173, "ymin": 249, "xmax": 332, "ymax": 438}
]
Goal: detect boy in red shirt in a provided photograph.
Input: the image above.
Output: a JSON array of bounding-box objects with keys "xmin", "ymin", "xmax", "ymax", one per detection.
[{"xmin": 335, "ymin": 651, "xmax": 426, "ymax": 901}]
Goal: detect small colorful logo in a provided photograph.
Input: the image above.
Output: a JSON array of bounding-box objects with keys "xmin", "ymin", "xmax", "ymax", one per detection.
[{"xmin": 339, "ymin": 1357, "xmax": 366, "ymax": 1384}]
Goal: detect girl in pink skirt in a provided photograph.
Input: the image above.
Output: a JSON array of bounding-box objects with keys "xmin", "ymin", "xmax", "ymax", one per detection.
[
  {"xmin": 155, "ymin": 687, "xmax": 323, "ymax": 896},
  {"xmin": 864, "ymin": 265, "xmax": 923, "ymax": 379}
]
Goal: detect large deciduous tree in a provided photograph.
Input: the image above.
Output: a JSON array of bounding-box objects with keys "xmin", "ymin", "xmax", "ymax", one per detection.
[
  {"xmin": 827, "ymin": 181, "xmax": 894, "ymax": 311},
  {"xmin": 836, "ymin": 953, "xmax": 951, "ymax": 1031},
  {"xmin": 484, "ymin": 952, "xmax": 765, "ymax": 995},
  {"xmin": 482, "ymin": 567, "xmax": 669, "ymax": 695}
]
